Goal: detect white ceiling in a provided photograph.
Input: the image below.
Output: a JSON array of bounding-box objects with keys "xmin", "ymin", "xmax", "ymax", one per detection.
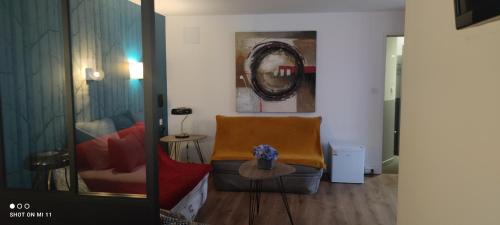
[{"xmin": 147, "ymin": 0, "xmax": 405, "ymax": 16}]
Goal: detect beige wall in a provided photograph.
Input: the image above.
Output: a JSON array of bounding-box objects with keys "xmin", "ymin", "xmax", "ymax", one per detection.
[
  {"xmin": 166, "ymin": 12, "xmax": 404, "ymax": 172},
  {"xmin": 397, "ymin": 1, "xmax": 500, "ymax": 225}
]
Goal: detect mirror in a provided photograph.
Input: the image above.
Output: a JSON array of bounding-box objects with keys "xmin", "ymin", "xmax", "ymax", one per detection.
[{"xmin": 69, "ymin": 0, "xmax": 146, "ymax": 197}]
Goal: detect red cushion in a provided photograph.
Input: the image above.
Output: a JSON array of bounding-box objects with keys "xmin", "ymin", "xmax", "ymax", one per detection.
[
  {"xmin": 158, "ymin": 149, "xmax": 213, "ymax": 209},
  {"xmin": 76, "ymin": 135, "xmax": 115, "ymax": 170},
  {"xmin": 108, "ymin": 134, "xmax": 145, "ymax": 172},
  {"xmin": 117, "ymin": 123, "xmax": 146, "ymax": 164},
  {"xmin": 117, "ymin": 123, "xmax": 145, "ymax": 147}
]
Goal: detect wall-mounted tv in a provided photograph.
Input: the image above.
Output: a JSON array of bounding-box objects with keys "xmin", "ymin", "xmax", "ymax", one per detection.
[{"xmin": 455, "ymin": 0, "xmax": 500, "ymax": 29}]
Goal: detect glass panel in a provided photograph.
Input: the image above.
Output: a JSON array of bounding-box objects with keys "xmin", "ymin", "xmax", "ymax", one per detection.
[
  {"xmin": 69, "ymin": 0, "xmax": 146, "ymax": 196},
  {"xmin": 0, "ymin": 0, "xmax": 70, "ymax": 191}
]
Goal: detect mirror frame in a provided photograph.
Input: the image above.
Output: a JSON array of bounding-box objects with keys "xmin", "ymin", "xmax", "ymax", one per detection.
[{"xmin": 0, "ymin": 1, "xmax": 159, "ymax": 224}]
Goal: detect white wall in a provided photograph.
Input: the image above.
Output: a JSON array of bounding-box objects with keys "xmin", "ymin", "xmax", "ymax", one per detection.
[
  {"xmin": 166, "ymin": 11, "xmax": 404, "ymax": 173},
  {"xmin": 398, "ymin": 1, "xmax": 500, "ymax": 225}
]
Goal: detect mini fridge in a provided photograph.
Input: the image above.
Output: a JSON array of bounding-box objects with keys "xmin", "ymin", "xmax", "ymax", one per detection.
[{"xmin": 330, "ymin": 144, "xmax": 365, "ymax": 184}]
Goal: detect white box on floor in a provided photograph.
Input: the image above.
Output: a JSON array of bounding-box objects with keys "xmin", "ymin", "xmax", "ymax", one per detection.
[{"xmin": 330, "ymin": 144, "xmax": 365, "ymax": 184}]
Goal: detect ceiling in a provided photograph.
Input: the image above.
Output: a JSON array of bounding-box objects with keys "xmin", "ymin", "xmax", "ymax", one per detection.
[{"xmin": 141, "ymin": 0, "xmax": 405, "ymax": 16}]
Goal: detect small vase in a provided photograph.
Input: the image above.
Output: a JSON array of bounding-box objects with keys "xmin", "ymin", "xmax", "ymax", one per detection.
[{"xmin": 257, "ymin": 158, "xmax": 275, "ymax": 170}]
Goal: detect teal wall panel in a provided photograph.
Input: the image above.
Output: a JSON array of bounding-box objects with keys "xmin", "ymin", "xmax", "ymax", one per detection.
[
  {"xmin": 0, "ymin": 0, "xmax": 67, "ymax": 188},
  {"xmin": 71, "ymin": 0, "xmax": 145, "ymax": 122},
  {"xmin": 0, "ymin": 0, "xmax": 167, "ymax": 188}
]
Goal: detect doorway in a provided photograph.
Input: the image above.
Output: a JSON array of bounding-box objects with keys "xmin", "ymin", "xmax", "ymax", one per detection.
[{"xmin": 382, "ymin": 36, "xmax": 404, "ymax": 174}]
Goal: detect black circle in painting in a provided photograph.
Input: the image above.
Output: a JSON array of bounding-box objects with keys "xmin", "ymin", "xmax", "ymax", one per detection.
[{"xmin": 249, "ymin": 41, "xmax": 304, "ymax": 101}]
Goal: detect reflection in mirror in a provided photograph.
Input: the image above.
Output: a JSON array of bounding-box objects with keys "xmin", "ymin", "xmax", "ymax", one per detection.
[
  {"xmin": 0, "ymin": 0, "xmax": 70, "ymax": 191},
  {"xmin": 70, "ymin": 0, "xmax": 146, "ymax": 197}
]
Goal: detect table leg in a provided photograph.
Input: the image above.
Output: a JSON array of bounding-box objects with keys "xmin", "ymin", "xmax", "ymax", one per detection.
[
  {"xmin": 168, "ymin": 143, "xmax": 173, "ymax": 156},
  {"xmin": 194, "ymin": 141, "xmax": 205, "ymax": 163},
  {"xmin": 172, "ymin": 142, "xmax": 179, "ymax": 160},
  {"xmin": 249, "ymin": 180, "xmax": 253, "ymax": 225},
  {"xmin": 277, "ymin": 177, "xmax": 294, "ymax": 225},
  {"xmin": 169, "ymin": 142, "xmax": 174, "ymax": 159},
  {"xmin": 248, "ymin": 180, "xmax": 261, "ymax": 225},
  {"xmin": 175, "ymin": 142, "xmax": 182, "ymax": 161},
  {"xmin": 47, "ymin": 170, "xmax": 52, "ymax": 191}
]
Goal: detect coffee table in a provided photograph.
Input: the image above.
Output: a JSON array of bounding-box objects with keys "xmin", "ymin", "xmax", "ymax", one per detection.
[{"xmin": 239, "ymin": 160, "xmax": 296, "ymax": 225}]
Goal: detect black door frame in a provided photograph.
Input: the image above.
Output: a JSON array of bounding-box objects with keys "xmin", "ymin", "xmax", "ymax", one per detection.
[{"xmin": 0, "ymin": 1, "xmax": 159, "ymax": 224}]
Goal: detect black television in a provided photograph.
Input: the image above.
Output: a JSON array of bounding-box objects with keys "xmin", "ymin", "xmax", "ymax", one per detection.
[{"xmin": 455, "ymin": 0, "xmax": 500, "ymax": 29}]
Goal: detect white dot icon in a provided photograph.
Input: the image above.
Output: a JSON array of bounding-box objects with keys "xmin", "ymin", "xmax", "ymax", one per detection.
[{"xmin": 9, "ymin": 203, "xmax": 15, "ymax": 209}]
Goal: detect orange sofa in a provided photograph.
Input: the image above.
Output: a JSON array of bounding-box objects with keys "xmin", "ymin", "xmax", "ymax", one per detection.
[{"xmin": 211, "ymin": 116, "xmax": 325, "ymax": 194}]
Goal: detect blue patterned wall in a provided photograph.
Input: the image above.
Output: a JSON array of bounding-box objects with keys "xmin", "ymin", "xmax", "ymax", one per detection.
[
  {"xmin": 71, "ymin": 0, "xmax": 143, "ymax": 122},
  {"xmin": 0, "ymin": 0, "xmax": 67, "ymax": 188},
  {"xmin": 0, "ymin": 0, "xmax": 167, "ymax": 188}
]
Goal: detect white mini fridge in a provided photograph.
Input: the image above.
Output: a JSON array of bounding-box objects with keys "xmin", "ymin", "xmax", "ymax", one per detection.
[{"xmin": 330, "ymin": 144, "xmax": 365, "ymax": 184}]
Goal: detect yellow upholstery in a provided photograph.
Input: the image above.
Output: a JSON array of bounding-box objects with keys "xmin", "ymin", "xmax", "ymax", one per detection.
[{"xmin": 211, "ymin": 116, "xmax": 326, "ymax": 169}]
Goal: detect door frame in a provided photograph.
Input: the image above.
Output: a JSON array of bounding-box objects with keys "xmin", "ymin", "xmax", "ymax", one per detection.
[
  {"xmin": 382, "ymin": 35, "xmax": 404, "ymax": 169},
  {"xmin": 0, "ymin": 1, "xmax": 159, "ymax": 224}
]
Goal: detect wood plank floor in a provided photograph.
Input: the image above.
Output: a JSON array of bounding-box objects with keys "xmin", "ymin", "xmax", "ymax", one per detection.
[{"xmin": 196, "ymin": 175, "xmax": 398, "ymax": 225}]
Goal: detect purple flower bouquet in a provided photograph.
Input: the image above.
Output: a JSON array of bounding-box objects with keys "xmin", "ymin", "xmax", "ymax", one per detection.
[{"xmin": 253, "ymin": 144, "xmax": 278, "ymax": 170}]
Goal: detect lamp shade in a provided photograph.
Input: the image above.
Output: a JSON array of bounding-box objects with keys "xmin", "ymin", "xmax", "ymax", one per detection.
[
  {"xmin": 171, "ymin": 107, "xmax": 192, "ymax": 115},
  {"xmin": 128, "ymin": 60, "xmax": 143, "ymax": 79}
]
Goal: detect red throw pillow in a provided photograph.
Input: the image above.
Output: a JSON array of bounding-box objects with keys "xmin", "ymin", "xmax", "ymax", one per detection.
[
  {"xmin": 108, "ymin": 134, "xmax": 145, "ymax": 172},
  {"xmin": 117, "ymin": 123, "xmax": 145, "ymax": 147},
  {"xmin": 76, "ymin": 136, "xmax": 112, "ymax": 170}
]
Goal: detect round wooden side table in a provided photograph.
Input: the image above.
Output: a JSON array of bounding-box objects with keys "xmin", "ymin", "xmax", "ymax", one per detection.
[
  {"xmin": 239, "ymin": 160, "xmax": 296, "ymax": 225},
  {"xmin": 159, "ymin": 135, "xmax": 206, "ymax": 163}
]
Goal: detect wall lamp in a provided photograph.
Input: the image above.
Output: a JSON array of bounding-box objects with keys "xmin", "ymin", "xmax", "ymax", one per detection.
[
  {"xmin": 85, "ymin": 68, "xmax": 104, "ymax": 81},
  {"xmin": 128, "ymin": 60, "xmax": 143, "ymax": 80}
]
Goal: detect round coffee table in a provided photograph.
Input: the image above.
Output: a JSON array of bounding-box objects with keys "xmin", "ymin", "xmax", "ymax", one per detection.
[
  {"xmin": 239, "ymin": 160, "xmax": 296, "ymax": 225},
  {"xmin": 160, "ymin": 135, "xmax": 206, "ymax": 163}
]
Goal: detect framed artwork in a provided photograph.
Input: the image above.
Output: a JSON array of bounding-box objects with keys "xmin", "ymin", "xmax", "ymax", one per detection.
[{"xmin": 236, "ymin": 31, "xmax": 317, "ymax": 112}]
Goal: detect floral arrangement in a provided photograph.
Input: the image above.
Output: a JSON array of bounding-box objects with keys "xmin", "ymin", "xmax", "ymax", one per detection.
[{"xmin": 253, "ymin": 144, "xmax": 278, "ymax": 161}]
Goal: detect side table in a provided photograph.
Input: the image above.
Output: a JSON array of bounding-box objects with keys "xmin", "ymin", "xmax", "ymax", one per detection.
[
  {"xmin": 239, "ymin": 160, "xmax": 296, "ymax": 225},
  {"xmin": 26, "ymin": 150, "xmax": 70, "ymax": 191},
  {"xmin": 160, "ymin": 135, "xmax": 206, "ymax": 163}
]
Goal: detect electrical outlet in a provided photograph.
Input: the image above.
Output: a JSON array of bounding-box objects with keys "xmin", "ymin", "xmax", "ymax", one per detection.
[{"xmin": 364, "ymin": 168, "xmax": 375, "ymax": 175}]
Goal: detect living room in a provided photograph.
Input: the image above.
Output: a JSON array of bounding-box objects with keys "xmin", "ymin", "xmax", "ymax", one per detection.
[{"xmin": 1, "ymin": 1, "xmax": 499, "ymax": 225}]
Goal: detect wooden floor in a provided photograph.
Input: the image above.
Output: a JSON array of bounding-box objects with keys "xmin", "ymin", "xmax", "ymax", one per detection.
[{"xmin": 196, "ymin": 175, "xmax": 398, "ymax": 225}]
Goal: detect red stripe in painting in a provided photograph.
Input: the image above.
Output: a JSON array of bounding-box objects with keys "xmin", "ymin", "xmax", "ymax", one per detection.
[
  {"xmin": 304, "ymin": 66, "xmax": 316, "ymax": 74},
  {"xmin": 277, "ymin": 66, "xmax": 316, "ymax": 74}
]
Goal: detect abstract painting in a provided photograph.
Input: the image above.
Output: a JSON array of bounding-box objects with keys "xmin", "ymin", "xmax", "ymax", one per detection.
[{"xmin": 236, "ymin": 31, "xmax": 316, "ymax": 112}]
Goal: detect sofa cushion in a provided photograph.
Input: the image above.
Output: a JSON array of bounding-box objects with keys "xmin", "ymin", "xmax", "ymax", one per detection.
[
  {"xmin": 108, "ymin": 134, "xmax": 145, "ymax": 172},
  {"xmin": 132, "ymin": 111, "xmax": 144, "ymax": 122},
  {"xmin": 117, "ymin": 122, "xmax": 145, "ymax": 146},
  {"xmin": 76, "ymin": 134, "xmax": 117, "ymax": 170},
  {"xmin": 111, "ymin": 111, "xmax": 135, "ymax": 131},
  {"xmin": 211, "ymin": 116, "xmax": 326, "ymax": 169},
  {"xmin": 212, "ymin": 160, "xmax": 322, "ymax": 194},
  {"xmin": 75, "ymin": 118, "xmax": 118, "ymax": 144}
]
